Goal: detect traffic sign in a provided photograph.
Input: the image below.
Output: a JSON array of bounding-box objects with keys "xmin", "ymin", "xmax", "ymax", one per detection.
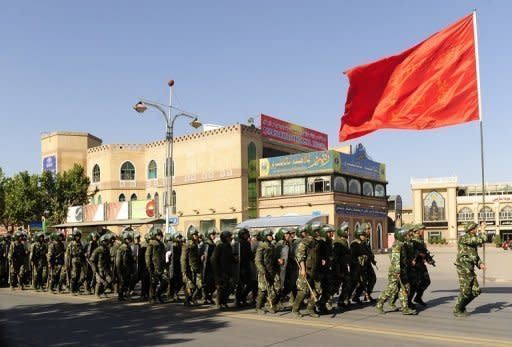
[{"xmin": 168, "ymin": 216, "xmax": 179, "ymax": 225}]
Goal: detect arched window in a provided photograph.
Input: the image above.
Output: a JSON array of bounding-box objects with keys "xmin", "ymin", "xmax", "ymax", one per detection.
[
  {"xmin": 148, "ymin": 160, "xmax": 157, "ymax": 179},
  {"xmin": 458, "ymin": 207, "xmax": 474, "ymax": 222},
  {"xmin": 97, "ymin": 194, "xmax": 102, "ymax": 204},
  {"xmin": 130, "ymin": 193, "xmax": 137, "ymax": 201},
  {"xmin": 349, "ymin": 179, "xmax": 361, "ymax": 195},
  {"xmin": 146, "ymin": 193, "xmax": 152, "ymax": 200},
  {"xmin": 307, "ymin": 176, "xmax": 331, "ymax": 193},
  {"xmin": 479, "ymin": 206, "xmax": 495, "ymax": 220},
  {"xmin": 500, "ymin": 206, "xmax": 512, "ymax": 220},
  {"xmin": 92, "ymin": 164, "xmax": 100, "ymax": 183},
  {"xmin": 334, "ymin": 176, "xmax": 347, "ymax": 192},
  {"xmin": 363, "ymin": 182, "xmax": 374, "ymax": 196},
  {"xmin": 120, "ymin": 161, "xmax": 135, "ymax": 180},
  {"xmin": 119, "ymin": 193, "xmax": 126, "ymax": 202},
  {"xmin": 375, "ymin": 184, "xmax": 386, "ymax": 197},
  {"xmin": 377, "ymin": 223, "xmax": 383, "ymax": 249}
]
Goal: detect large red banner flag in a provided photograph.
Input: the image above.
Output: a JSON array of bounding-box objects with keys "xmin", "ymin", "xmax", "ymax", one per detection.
[{"xmin": 339, "ymin": 14, "xmax": 479, "ymax": 141}]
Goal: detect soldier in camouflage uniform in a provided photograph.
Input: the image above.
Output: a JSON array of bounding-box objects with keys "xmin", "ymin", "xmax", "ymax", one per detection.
[
  {"xmin": 85, "ymin": 231, "xmax": 99, "ymax": 294},
  {"xmin": 200, "ymin": 227, "xmax": 217, "ymax": 304},
  {"xmin": 350, "ymin": 226, "xmax": 370, "ymax": 304},
  {"xmin": 8, "ymin": 231, "xmax": 28, "ymax": 290},
  {"xmin": 453, "ymin": 222, "xmax": 486, "ymax": 317},
  {"xmin": 376, "ymin": 227, "xmax": 417, "ymax": 315},
  {"xmin": 47, "ymin": 231, "xmax": 66, "ymax": 293},
  {"xmin": 317, "ymin": 224, "xmax": 335, "ymax": 313},
  {"xmin": 167, "ymin": 232, "xmax": 184, "ymax": 302},
  {"xmin": 255, "ymin": 229, "xmax": 279, "ymax": 314},
  {"xmin": 274, "ymin": 227, "xmax": 297, "ymax": 308},
  {"xmin": 30, "ymin": 232, "xmax": 48, "ymax": 291},
  {"xmin": 116, "ymin": 228, "xmax": 134, "ymax": 301},
  {"xmin": 211, "ymin": 230, "xmax": 235, "ymax": 309},
  {"xmin": 409, "ymin": 224, "xmax": 435, "ymax": 307},
  {"xmin": 110, "ymin": 234, "xmax": 121, "ymax": 294},
  {"xmin": 333, "ymin": 222, "xmax": 352, "ymax": 309},
  {"xmin": 292, "ymin": 223, "xmax": 322, "ymax": 318},
  {"xmin": 146, "ymin": 227, "xmax": 168, "ymax": 304},
  {"xmin": 361, "ymin": 223, "xmax": 377, "ymax": 302},
  {"xmin": 181, "ymin": 227, "xmax": 203, "ymax": 306},
  {"xmin": 0, "ymin": 234, "xmax": 11, "ymax": 287},
  {"xmin": 68, "ymin": 229, "xmax": 85, "ymax": 295},
  {"xmin": 90, "ymin": 233, "xmax": 112, "ymax": 297}
]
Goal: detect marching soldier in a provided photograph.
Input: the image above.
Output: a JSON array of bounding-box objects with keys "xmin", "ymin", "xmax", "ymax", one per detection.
[
  {"xmin": 255, "ymin": 229, "xmax": 279, "ymax": 314},
  {"xmin": 350, "ymin": 226, "xmax": 370, "ymax": 304},
  {"xmin": 8, "ymin": 230, "xmax": 28, "ymax": 290},
  {"xmin": 333, "ymin": 222, "xmax": 352, "ymax": 309},
  {"xmin": 211, "ymin": 230, "xmax": 235, "ymax": 309},
  {"xmin": 130, "ymin": 231, "xmax": 142, "ymax": 296},
  {"xmin": 85, "ymin": 231, "xmax": 99, "ymax": 294},
  {"xmin": 90, "ymin": 233, "xmax": 112, "ymax": 298},
  {"xmin": 274, "ymin": 227, "xmax": 297, "ymax": 307},
  {"xmin": 145, "ymin": 227, "xmax": 168, "ymax": 304},
  {"xmin": 47, "ymin": 231, "xmax": 66, "ymax": 293},
  {"xmin": 317, "ymin": 224, "xmax": 335, "ymax": 313},
  {"xmin": 200, "ymin": 227, "xmax": 217, "ymax": 304},
  {"xmin": 30, "ymin": 232, "xmax": 48, "ymax": 291},
  {"xmin": 0, "ymin": 235, "xmax": 10, "ymax": 287},
  {"xmin": 376, "ymin": 227, "xmax": 417, "ymax": 315},
  {"xmin": 167, "ymin": 232, "xmax": 184, "ymax": 302},
  {"xmin": 110, "ymin": 234, "xmax": 121, "ymax": 294},
  {"xmin": 292, "ymin": 223, "xmax": 321, "ymax": 318},
  {"xmin": 361, "ymin": 223, "xmax": 377, "ymax": 302},
  {"xmin": 116, "ymin": 228, "xmax": 134, "ymax": 301},
  {"xmin": 409, "ymin": 224, "xmax": 435, "ymax": 307},
  {"xmin": 234, "ymin": 228, "xmax": 254, "ymax": 307},
  {"xmin": 453, "ymin": 222, "xmax": 486, "ymax": 317},
  {"xmin": 68, "ymin": 229, "xmax": 85, "ymax": 295},
  {"xmin": 181, "ymin": 227, "xmax": 203, "ymax": 306}
]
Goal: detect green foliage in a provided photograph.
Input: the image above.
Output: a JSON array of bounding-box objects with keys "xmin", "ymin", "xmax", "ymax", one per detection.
[
  {"xmin": 1, "ymin": 164, "xmax": 91, "ymax": 228},
  {"xmin": 0, "ymin": 168, "xmax": 6, "ymax": 225},
  {"xmin": 494, "ymin": 234, "xmax": 502, "ymax": 248}
]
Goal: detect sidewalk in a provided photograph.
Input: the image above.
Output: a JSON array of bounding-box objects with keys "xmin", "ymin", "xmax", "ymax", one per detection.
[{"xmin": 374, "ymin": 244, "xmax": 512, "ymax": 282}]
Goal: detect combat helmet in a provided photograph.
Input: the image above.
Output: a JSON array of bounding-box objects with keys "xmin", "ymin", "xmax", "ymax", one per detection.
[
  {"xmin": 464, "ymin": 221, "xmax": 478, "ymax": 233},
  {"xmin": 88, "ymin": 231, "xmax": 99, "ymax": 242},
  {"xmin": 72, "ymin": 229, "xmax": 82, "ymax": 238},
  {"xmin": 237, "ymin": 228, "xmax": 250, "ymax": 240},
  {"xmin": 220, "ymin": 230, "xmax": 233, "ymax": 242},
  {"xmin": 274, "ymin": 228, "xmax": 286, "ymax": 242},
  {"xmin": 354, "ymin": 225, "xmax": 367, "ymax": 238},
  {"xmin": 394, "ymin": 228, "xmax": 408, "ymax": 242},
  {"xmin": 262, "ymin": 229, "xmax": 273, "ymax": 240},
  {"xmin": 319, "ymin": 224, "xmax": 335, "ymax": 239},
  {"xmin": 172, "ymin": 232, "xmax": 184, "ymax": 242},
  {"xmin": 187, "ymin": 226, "xmax": 200, "ymax": 239},
  {"xmin": 337, "ymin": 222, "xmax": 349, "ymax": 238},
  {"xmin": 121, "ymin": 230, "xmax": 134, "ymax": 242}
]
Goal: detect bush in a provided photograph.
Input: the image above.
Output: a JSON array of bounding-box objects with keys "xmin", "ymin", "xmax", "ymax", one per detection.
[{"xmin": 494, "ymin": 234, "xmax": 502, "ymax": 248}]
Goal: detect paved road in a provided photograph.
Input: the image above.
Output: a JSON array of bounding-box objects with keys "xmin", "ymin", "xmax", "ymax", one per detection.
[{"xmin": 1, "ymin": 247, "xmax": 511, "ymax": 346}]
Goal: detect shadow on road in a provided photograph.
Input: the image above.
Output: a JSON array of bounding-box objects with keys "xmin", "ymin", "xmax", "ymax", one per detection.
[
  {"xmin": 420, "ymin": 295, "xmax": 457, "ymax": 310},
  {"xmin": 472, "ymin": 301, "xmax": 512, "ymax": 314},
  {"xmin": 0, "ymin": 299, "xmax": 229, "ymax": 347},
  {"xmin": 431, "ymin": 286, "xmax": 512, "ymax": 294}
]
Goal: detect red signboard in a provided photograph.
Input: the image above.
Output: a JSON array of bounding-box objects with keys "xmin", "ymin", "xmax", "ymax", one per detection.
[{"xmin": 260, "ymin": 114, "xmax": 328, "ymax": 151}]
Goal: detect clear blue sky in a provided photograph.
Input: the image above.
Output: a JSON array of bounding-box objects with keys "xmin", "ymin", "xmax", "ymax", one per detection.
[{"xmin": 1, "ymin": 0, "xmax": 510, "ymax": 205}]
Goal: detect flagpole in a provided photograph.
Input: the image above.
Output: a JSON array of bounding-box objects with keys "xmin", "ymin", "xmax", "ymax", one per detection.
[{"xmin": 473, "ymin": 9, "xmax": 486, "ymax": 287}]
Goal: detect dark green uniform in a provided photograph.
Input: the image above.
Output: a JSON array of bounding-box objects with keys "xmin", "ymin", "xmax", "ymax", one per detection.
[
  {"xmin": 116, "ymin": 241, "xmax": 134, "ymax": 300},
  {"xmin": 146, "ymin": 238, "xmax": 168, "ymax": 303},
  {"xmin": 30, "ymin": 235, "xmax": 48, "ymax": 291},
  {"xmin": 362, "ymin": 240, "xmax": 377, "ymax": 301},
  {"xmin": 454, "ymin": 225, "xmax": 486, "ymax": 316},
  {"xmin": 292, "ymin": 236, "xmax": 320, "ymax": 317},
  {"xmin": 181, "ymin": 239, "xmax": 203, "ymax": 305},
  {"xmin": 211, "ymin": 232, "xmax": 235, "ymax": 308},
  {"xmin": 200, "ymin": 237, "xmax": 216, "ymax": 303},
  {"xmin": 8, "ymin": 235, "xmax": 28, "ymax": 289},
  {"xmin": 349, "ymin": 238, "xmax": 369, "ymax": 303},
  {"xmin": 90, "ymin": 242, "xmax": 111, "ymax": 297},
  {"xmin": 333, "ymin": 237, "xmax": 351, "ymax": 307},
  {"xmin": 68, "ymin": 239, "xmax": 85, "ymax": 294},
  {"xmin": 47, "ymin": 236, "xmax": 66, "ymax": 292},
  {"xmin": 255, "ymin": 239, "xmax": 278, "ymax": 313},
  {"xmin": 409, "ymin": 235, "xmax": 433, "ymax": 305}
]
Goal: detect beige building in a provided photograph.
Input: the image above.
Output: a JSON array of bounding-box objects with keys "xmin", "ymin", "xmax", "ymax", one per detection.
[
  {"xmin": 42, "ymin": 123, "xmax": 390, "ymax": 248},
  {"xmin": 411, "ymin": 177, "xmax": 512, "ymax": 243}
]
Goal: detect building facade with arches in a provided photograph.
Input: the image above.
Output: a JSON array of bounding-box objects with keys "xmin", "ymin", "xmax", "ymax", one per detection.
[{"xmin": 411, "ymin": 177, "xmax": 512, "ymax": 243}]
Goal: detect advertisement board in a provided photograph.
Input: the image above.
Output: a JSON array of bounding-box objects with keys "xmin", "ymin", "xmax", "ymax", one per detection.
[
  {"xmin": 339, "ymin": 144, "xmax": 386, "ymax": 182},
  {"xmin": 259, "ymin": 150, "xmax": 340, "ymax": 178},
  {"xmin": 260, "ymin": 114, "xmax": 328, "ymax": 151},
  {"xmin": 106, "ymin": 202, "xmax": 129, "ymax": 220},
  {"xmin": 131, "ymin": 200, "xmax": 156, "ymax": 219},
  {"xmin": 67, "ymin": 206, "xmax": 83, "ymax": 223},
  {"xmin": 84, "ymin": 204, "xmax": 105, "ymax": 222},
  {"xmin": 42, "ymin": 155, "xmax": 57, "ymax": 175}
]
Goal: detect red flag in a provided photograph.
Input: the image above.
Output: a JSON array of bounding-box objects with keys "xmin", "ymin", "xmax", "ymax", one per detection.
[{"xmin": 339, "ymin": 14, "xmax": 479, "ymax": 141}]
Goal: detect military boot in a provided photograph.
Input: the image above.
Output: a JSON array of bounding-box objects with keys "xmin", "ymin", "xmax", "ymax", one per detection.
[
  {"xmin": 291, "ymin": 291, "xmax": 306, "ymax": 316},
  {"xmin": 401, "ymin": 307, "xmax": 417, "ymax": 315},
  {"xmin": 305, "ymin": 302, "xmax": 319, "ymax": 318},
  {"xmin": 215, "ymin": 294, "xmax": 222, "ymax": 309},
  {"xmin": 376, "ymin": 301, "xmax": 385, "ymax": 314},
  {"xmin": 255, "ymin": 294, "xmax": 265, "ymax": 314}
]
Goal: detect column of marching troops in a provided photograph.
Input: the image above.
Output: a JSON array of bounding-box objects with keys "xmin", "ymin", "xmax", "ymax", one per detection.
[{"xmin": 0, "ymin": 220, "xmax": 486, "ymax": 317}]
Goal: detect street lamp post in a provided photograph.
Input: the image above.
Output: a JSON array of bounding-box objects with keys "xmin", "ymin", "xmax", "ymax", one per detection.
[{"xmin": 134, "ymin": 80, "xmax": 202, "ymax": 234}]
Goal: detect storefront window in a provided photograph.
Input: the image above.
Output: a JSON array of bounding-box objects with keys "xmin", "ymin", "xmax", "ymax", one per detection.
[
  {"xmin": 307, "ymin": 176, "xmax": 331, "ymax": 193},
  {"xmin": 261, "ymin": 180, "xmax": 281, "ymax": 197},
  {"xmin": 363, "ymin": 182, "xmax": 374, "ymax": 196},
  {"xmin": 220, "ymin": 219, "xmax": 237, "ymax": 231},
  {"xmin": 283, "ymin": 178, "xmax": 306, "ymax": 195},
  {"xmin": 334, "ymin": 176, "xmax": 347, "ymax": 192},
  {"xmin": 200, "ymin": 220, "xmax": 215, "ymax": 234}
]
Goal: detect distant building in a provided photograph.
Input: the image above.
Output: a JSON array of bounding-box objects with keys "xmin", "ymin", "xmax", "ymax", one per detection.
[{"xmin": 411, "ymin": 177, "xmax": 512, "ymax": 243}]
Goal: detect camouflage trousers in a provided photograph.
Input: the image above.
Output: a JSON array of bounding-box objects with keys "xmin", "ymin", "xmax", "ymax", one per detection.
[
  {"xmin": 9, "ymin": 262, "xmax": 26, "ymax": 288},
  {"xmin": 49, "ymin": 264, "xmax": 64, "ymax": 291},
  {"xmin": 70, "ymin": 259, "xmax": 85, "ymax": 293},
  {"xmin": 378, "ymin": 272, "xmax": 409, "ymax": 309},
  {"xmin": 292, "ymin": 274, "xmax": 321, "ymax": 312},
  {"xmin": 149, "ymin": 270, "xmax": 169, "ymax": 299},
  {"xmin": 216, "ymin": 273, "xmax": 232, "ymax": 306},
  {"xmin": 95, "ymin": 270, "xmax": 112, "ymax": 296},
  {"xmin": 454, "ymin": 266, "xmax": 480, "ymax": 313},
  {"xmin": 184, "ymin": 271, "xmax": 202, "ymax": 299},
  {"xmin": 32, "ymin": 261, "xmax": 48, "ymax": 290},
  {"xmin": 256, "ymin": 272, "xmax": 280, "ymax": 309}
]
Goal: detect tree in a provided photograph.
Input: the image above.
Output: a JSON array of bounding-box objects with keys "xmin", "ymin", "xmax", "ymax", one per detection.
[
  {"xmin": 0, "ymin": 167, "xmax": 6, "ymax": 227},
  {"xmin": 3, "ymin": 171, "xmax": 40, "ymax": 229},
  {"xmin": 52, "ymin": 164, "xmax": 92, "ymax": 224}
]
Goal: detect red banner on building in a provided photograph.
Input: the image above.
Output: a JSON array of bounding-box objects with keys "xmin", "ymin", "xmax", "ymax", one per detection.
[{"xmin": 260, "ymin": 114, "xmax": 328, "ymax": 150}]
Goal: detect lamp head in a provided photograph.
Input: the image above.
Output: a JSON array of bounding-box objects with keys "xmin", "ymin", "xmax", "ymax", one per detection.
[
  {"xmin": 189, "ymin": 118, "xmax": 202, "ymax": 129},
  {"xmin": 133, "ymin": 101, "xmax": 147, "ymax": 114}
]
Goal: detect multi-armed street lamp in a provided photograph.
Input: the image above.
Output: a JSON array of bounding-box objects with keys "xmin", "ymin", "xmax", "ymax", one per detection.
[{"xmin": 133, "ymin": 80, "xmax": 202, "ymax": 234}]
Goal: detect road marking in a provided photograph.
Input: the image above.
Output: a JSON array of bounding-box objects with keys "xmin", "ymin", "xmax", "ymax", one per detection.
[{"xmin": 221, "ymin": 312, "xmax": 512, "ymax": 347}]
